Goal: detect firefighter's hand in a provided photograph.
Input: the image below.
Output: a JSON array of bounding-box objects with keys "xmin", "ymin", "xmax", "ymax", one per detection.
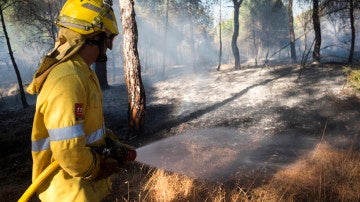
[
  {"xmin": 124, "ymin": 148, "xmax": 137, "ymax": 162},
  {"xmin": 96, "ymin": 157, "xmax": 119, "ymax": 180}
]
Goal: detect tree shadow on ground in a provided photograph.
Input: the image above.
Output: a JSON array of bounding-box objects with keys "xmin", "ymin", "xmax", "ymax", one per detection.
[
  {"xmin": 120, "ymin": 64, "xmax": 359, "ymax": 190},
  {"xmin": 131, "ymin": 66, "xmax": 296, "ymax": 145}
]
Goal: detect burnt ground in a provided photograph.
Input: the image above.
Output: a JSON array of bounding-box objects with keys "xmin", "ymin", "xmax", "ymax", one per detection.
[{"xmin": 0, "ymin": 64, "xmax": 360, "ymax": 201}]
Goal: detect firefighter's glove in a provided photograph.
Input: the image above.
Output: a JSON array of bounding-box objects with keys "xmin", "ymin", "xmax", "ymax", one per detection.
[
  {"xmin": 124, "ymin": 148, "xmax": 137, "ymax": 162},
  {"xmin": 104, "ymin": 128, "xmax": 137, "ymax": 163},
  {"xmin": 95, "ymin": 156, "xmax": 119, "ymax": 180},
  {"xmin": 106, "ymin": 145, "xmax": 137, "ymax": 164},
  {"xmin": 105, "ymin": 128, "xmax": 122, "ymax": 146}
]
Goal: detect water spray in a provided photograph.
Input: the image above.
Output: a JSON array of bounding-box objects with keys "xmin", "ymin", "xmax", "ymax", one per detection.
[
  {"xmin": 136, "ymin": 127, "xmax": 319, "ymax": 181},
  {"xmin": 19, "ymin": 127, "xmax": 319, "ymax": 201}
]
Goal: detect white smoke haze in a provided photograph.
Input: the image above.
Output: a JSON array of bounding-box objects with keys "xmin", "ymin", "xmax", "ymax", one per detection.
[
  {"xmin": 0, "ymin": 1, "xmax": 359, "ymax": 107},
  {"xmin": 133, "ymin": 1, "xmax": 218, "ymax": 82},
  {"xmin": 0, "ymin": 1, "xmax": 359, "ymax": 194}
]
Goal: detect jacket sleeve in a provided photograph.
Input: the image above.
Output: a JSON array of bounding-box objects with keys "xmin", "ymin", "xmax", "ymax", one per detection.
[{"xmin": 42, "ymin": 74, "xmax": 100, "ymax": 178}]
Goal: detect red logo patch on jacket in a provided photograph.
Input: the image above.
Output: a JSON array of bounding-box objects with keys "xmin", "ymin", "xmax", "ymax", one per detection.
[{"xmin": 75, "ymin": 103, "xmax": 84, "ymax": 121}]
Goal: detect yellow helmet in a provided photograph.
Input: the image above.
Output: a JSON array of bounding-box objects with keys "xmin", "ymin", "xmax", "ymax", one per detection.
[{"xmin": 55, "ymin": 0, "xmax": 119, "ymax": 36}]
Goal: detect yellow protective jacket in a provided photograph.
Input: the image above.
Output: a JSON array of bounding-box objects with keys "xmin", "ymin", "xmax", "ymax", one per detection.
[{"xmin": 28, "ymin": 53, "xmax": 110, "ymax": 201}]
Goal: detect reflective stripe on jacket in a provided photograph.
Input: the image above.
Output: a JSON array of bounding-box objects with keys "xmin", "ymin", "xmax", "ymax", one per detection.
[{"xmin": 30, "ymin": 53, "xmax": 110, "ymax": 201}]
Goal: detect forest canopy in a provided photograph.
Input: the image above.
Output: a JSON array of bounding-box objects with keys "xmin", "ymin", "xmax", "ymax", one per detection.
[{"xmin": 0, "ymin": 0, "xmax": 359, "ymax": 89}]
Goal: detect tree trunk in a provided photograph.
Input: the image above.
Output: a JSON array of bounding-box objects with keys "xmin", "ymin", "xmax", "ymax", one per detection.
[
  {"xmin": 287, "ymin": 0, "xmax": 297, "ymax": 63},
  {"xmin": 111, "ymin": 51, "xmax": 116, "ymax": 83},
  {"xmin": 189, "ymin": 3, "xmax": 196, "ymax": 71},
  {"xmin": 47, "ymin": 0, "xmax": 58, "ymax": 44},
  {"xmin": 0, "ymin": 6, "xmax": 29, "ymax": 108},
  {"xmin": 161, "ymin": 0, "xmax": 169, "ymax": 77},
  {"xmin": 312, "ymin": 0, "xmax": 321, "ymax": 63},
  {"xmin": 231, "ymin": 0, "xmax": 243, "ymax": 70},
  {"xmin": 120, "ymin": 0, "xmax": 146, "ymax": 138},
  {"xmin": 94, "ymin": 61, "xmax": 110, "ymax": 90},
  {"xmin": 251, "ymin": 18, "xmax": 258, "ymax": 66},
  {"xmin": 348, "ymin": 0, "xmax": 355, "ymax": 64},
  {"xmin": 217, "ymin": 0, "xmax": 222, "ymax": 71}
]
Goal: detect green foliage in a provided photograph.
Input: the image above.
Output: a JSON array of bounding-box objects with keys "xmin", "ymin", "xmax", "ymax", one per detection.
[
  {"xmin": 0, "ymin": 0, "xmax": 65, "ymax": 53},
  {"xmin": 344, "ymin": 67, "xmax": 360, "ymax": 92},
  {"xmin": 237, "ymin": 0, "xmax": 289, "ymax": 61},
  {"xmin": 240, "ymin": 0, "xmax": 288, "ymax": 46},
  {"xmin": 136, "ymin": 0, "xmax": 217, "ymax": 67},
  {"xmin": 214, "ymin": 18, "xmax": 234, "ymax": 41}
]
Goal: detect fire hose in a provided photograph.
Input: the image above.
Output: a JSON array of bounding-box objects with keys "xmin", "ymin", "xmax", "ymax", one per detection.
[
  {"xmin": 18, "ymin": 144, "xmax": 136, "ymax": 202},
  {"xmin": 18, "ymin": 161, "xmax": 60, "ymax": 202}
]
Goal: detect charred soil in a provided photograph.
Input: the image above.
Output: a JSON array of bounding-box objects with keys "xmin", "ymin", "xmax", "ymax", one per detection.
[{"xmin": 1, "ymin": 64, "xmax": 360, "ymax": 201}]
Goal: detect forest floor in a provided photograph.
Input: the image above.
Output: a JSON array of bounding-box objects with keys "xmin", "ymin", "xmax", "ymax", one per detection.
[{"xmin": 0, "ymin": 63, "xmax": 360, "ymax": 201}]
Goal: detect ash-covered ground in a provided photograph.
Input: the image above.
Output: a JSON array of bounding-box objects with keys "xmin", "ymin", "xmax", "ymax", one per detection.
[
  {"xmin": 104, "ymin": 64, "xmax": 359, "ymax": 148},
  {"xmin": 1, "ymin": 64, "xmax": 359, "ymax": 201}
]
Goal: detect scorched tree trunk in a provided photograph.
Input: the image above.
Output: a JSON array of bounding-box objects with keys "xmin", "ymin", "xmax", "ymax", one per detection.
[
  {"xmin": 0, "ymin": 6, "xmax": 28, "ymax": 108},
  {"xmin": 120, "ymin": 0, "xmax": 146, "ymax": 138},
  {"xmin": 312, "ymin": 0, "xmax": 321, "ymax": 63},
  {"xmin": 231, "ymin": 0, "xmax": 243, "ymax": 70}
]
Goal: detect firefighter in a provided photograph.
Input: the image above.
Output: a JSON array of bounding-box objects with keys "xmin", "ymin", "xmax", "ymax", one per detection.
[{"xmin": 26, "ymin": 0, "xmax": 121, "ymax": 201}]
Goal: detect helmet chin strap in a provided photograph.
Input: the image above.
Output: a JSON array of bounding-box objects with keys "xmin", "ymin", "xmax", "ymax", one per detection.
[
  {"xmin": 96, "ymin": 33, "xmax": 108, "ymax": 62},
  {"xmin": 96, "ymin": 46, "xmax": 107, "ymax": 62},
  {"xmin": 86, "ymin": 34, "xmax": 108, "ymax": 62}
]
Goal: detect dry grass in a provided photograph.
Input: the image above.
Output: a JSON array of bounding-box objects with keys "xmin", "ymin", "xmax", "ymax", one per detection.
[
  {"xmin": 139, "ymin": 169, "xmax": 249, "ymax": 202},
  {"xmin": 345, "ymin": 68, "xmax": 360, "ymax": 92},
  {"xmin": 106, "ymin": 65, "xmax": 360, "ymax": 201},
  {"xmin": 141, "ymin": 169, "xmax": 194, "ymax": 201},
  {"xmin": 128, "ymin": 140, "xmax": 360, "ymax": 202},
  {"xmin": 251, "ymin": 140, "xmax": 360, "ymax": 201}
]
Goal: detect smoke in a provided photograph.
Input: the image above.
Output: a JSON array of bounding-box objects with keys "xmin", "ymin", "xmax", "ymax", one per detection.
[
  {"xmin": 130, "ymin": 2, "xmax": 217, "ymax": 80},
  {"xmin": 1, "ymin": 1, "xmax": 359, "ymax": 107}
]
